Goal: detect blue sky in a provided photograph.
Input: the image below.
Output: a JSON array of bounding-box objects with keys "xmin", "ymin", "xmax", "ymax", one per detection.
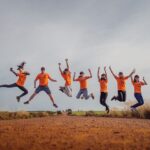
[{"xmin": 0, "ymin": 0, "xmax": 150, "ymax": 111}]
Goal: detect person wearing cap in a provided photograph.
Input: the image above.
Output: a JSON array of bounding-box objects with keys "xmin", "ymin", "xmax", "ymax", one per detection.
[
  {"xmin": 0, "ymin": 62, "xmax": 30, "ymax": 102},
  {"xmin": 130, "ymin": 74, "xmax": 148, "ymax": 111},
  {"xmin": 73, "ymin": 69, "xmax": 94, "ymax": 100},
  {"xmin": 24, "ymin": 67, "xmax": 58, "ymax": 108},
  {"xmin": 58, "ymin": 59, "xmax": 72, "ymax": 97},
  {"xmin": 109, "ymin": 66, "xmax": 135, "ymax": 102}
]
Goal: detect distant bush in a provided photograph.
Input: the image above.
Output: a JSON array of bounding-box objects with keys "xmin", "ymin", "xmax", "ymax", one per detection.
[
  {"xmin": 66, "ymin": 109, "xmax": 72, "ymax": 115},
  {"xmin": 57, "ymin": 111, "xmax": 62, "ymax": 115}
]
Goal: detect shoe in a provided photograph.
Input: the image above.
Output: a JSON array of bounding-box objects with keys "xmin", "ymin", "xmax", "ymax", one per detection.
[
  {"xmin": 16, "ymin": 96, "xmax": 20, "ymax": 102},
  {"xmin": 24, "ymin": 101, "xmax": 29, "ymax": 104},
  {"xmin": 91, "ymin": 93, "xmax": 95, "ymax": 100},
  {"xmin": 111, "ymin": 96, "xmax": 116, "ymax": 101},
  {"xmin": 131, "ymin": 107, "xmax": 137, "ymax": 112},
  {"xmin": 53, "ymin": 103, "xmax": 58, "ymax": 108},
  {"xmin": 59, "ymin": 87, "xmax": 65, "ymax": 93},
  {"xmin": 106, "ymin": 108, "xmax": 110, "ymax": 114}
]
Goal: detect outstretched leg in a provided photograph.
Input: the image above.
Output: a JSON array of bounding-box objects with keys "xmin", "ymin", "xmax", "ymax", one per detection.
[
  {"xmin": 48, "ymin": 94, "xmax": 58, "ymax": 108},
  {"xmin": 24, "ymin": 93, "xmax": 37, "ymax": 104},
  {"xmin": 0, "ymin": 83, "xmax": 17, "ymax": 88}
]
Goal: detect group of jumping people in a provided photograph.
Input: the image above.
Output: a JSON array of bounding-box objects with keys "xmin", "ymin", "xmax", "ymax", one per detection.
[{"xmin": 0, "ymin": 59, "xmax": 148, "ymax": 113}]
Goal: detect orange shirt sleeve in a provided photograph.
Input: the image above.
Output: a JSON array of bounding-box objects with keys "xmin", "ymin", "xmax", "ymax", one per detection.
[
  {"xmin": 124, "ymin": 76, "xmax": 129, "ymax": 80},
  {"xmin": 48, "ymin": 74, "xmax": 52, "ymax": 80},
  {"xmin": 140, "ymin": 82, "xmax": 145, "ymax": 86}
]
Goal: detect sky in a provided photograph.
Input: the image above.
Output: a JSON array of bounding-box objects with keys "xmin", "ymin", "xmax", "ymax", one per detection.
[{"xmin": 0, "ymin": 0, "xmax": 150, "ymax": 111}]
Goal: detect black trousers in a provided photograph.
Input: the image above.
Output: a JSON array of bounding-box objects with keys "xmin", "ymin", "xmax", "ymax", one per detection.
[
  {"xmin": 100, "ymin": 92, "xmax": 109, "ymax": 110},
  {"xmin": 116, "ymin": 90, "xmax": 126, "ymax": 102},
  {"xmin": 0, "ymin": 83, "xmax": 28, "ymax": 98}
]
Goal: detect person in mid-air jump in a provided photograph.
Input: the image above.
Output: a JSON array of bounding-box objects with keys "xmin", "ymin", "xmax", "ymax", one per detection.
[
  {"xmin": 0, "ymin": 62, "xmax": 30, "ymax": 102},
  {"xmin": 58, "ymin": 59, "xmax": 72, "ymax": 97},
  {"xmin": 73, "ymin": 69, "xmax": 94, "ymax": 100},
  {"xmin": 24, "ymin": 67, "xmax": 58, "ymax": 108},
  {"xmin": 109, "ymin": 66, "xmax": 135, "ymax": 102},
  {"xmin": 97, "ymin": 66, "xmax": 109, "ymax": 113}
]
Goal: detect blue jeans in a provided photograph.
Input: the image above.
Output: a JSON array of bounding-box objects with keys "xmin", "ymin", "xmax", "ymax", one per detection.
[
  {"xmin": 131, "ymin": 93, "xmax": 144, "ymax": 108},
  {"xmin": 35, "ymin": 86, "xmax": 51, "ymax": 94},
  {"xmin": 76, "ymin": 89, "xmax": 90, "ymax": 99}
]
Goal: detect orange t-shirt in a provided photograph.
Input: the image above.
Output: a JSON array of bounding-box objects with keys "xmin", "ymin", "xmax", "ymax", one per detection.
[
  {"xmin": 76, "ymin": 76, "xmax": 90, "ymax": 89},
  {"xmin": 132, "ymin": 81, "xmax": 145, "ymax": 94},
  {"xmin": 115, "ymin": 76, "xmax": 129, "ymax": 91},
  {"xmin": 61, "ymin": 72, "xmax": 72, "ymax": 86},
  {"xmin": 16, "ymin": 71, "xmax": 27, "ymax": 87},
  {"xmin": 99, "ymin": 79, "xmax": 108, "ymax": 93},
  {"xmin": 36, "ymin": 73, "xmax": 51, "ymax": 86}
]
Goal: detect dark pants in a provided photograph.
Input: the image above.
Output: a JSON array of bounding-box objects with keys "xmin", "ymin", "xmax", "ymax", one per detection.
[
  {"xmin": 100, "ymin": 92, "xmax": 109, "ymax": 110},
  {"xmin": 131, "ymin": 93, "xmax": 144, "ymax": 108},
  {"xmin": 0, "ymin": 83, "xmax": 28, "ymax": 98},
  {"xmin": 116, "ymin": 91, "xmax": 126, "ymax": 102}
]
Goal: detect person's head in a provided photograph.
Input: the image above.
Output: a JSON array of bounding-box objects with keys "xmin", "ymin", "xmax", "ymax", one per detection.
[
  {"xmin": 101, "ymin": 74, "xmax": 107, "ymax": 80},
  {"xmin": 134, "ymin": 75, "xmax": 140, "ymax": 82},
  {"xmin": 41, "ymin": 67, "xmax": 45, "ymax": 73},
  {"xmin": 118, "ymin": 72, "xmax": 124, "ymax": 78},
  {"xmin": 79, "ymin": 71, "xmax": 84, "ymax": 78},
  {"xmin": 63, "ymin": 68, "xmax": 69, "ymax": 74},
  {"xmin": 17, "ymin": 61, "xmax": 26, "ymax": 71}
]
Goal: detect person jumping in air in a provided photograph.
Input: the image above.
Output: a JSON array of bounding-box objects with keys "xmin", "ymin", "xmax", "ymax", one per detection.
[
  {"xmin": 109, "ymin": 66, "xmax": 135, "ymax": 102},
  {"xmin": 24, "ymin": 67, "xmax": 58, "ymax": 108},
  {"xmin": 130, "ymin": 74, "xmax": 147, "ymax": 111},
  {"xmin": 97, "ymin": 67, "xmax": 109, "ymax": 113},
  {"xmin": 73, "ymin": 69, "xmax": 94, "ymax": 100},
  {"xmin": 0, "ymin": 62, "xmax": 29, "ymax": 102},
  {"xmin": 58, "ymin": 59, "xmax": 72, "ymax": 97}
]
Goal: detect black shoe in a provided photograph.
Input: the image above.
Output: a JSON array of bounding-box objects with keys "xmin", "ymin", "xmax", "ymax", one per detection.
[
  {"xmin": 111, "ymin": 96, "xmax": 116, "ymax": 101},
  {"xmin": 16, "ymin": 96, "xmax": 20, "ymax": 102},
  {"xmin": 59, "ymin": 87, "xmax": 65, "ymax": 93},
  {"xmin": 106, "ymin": 108, "xmax": 110, "ymax": 114},
  {"xmin": 53, "ymin": 103, "xmax": 58, "ymax": 108},
  {"xmin": 24, "ymin": 101, "xmax": 29, "ymax": 104}
]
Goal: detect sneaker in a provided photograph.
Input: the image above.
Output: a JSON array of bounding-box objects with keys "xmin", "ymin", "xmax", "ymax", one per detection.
[
  {"xmin": 24, "ymin": 101, "xmax": 29, "ymax": 104},
  {"xmin": 106, "ymin": 108, "xmax": 110, "ymax": 114},
  {"xmin": 53, "ymin": 103, "xmax": 58, "ymax": 108},
  {"xmin": 59, "ymin": 87, "xmax": 65, "ymax": 93},
  {"xmin": 111, "ymin": 96, "xmax": 116, "ymax": 101},
  {"xmin": 91, "ymin": 93, "xmax": 95, "ymax": 100},
  {"xmin": 131, "ymin": 107, "xmax": 137, "ymax": 112},
  {"xmin": 16, "ymin": 96, "xmax": 20, "ymax": 102}
]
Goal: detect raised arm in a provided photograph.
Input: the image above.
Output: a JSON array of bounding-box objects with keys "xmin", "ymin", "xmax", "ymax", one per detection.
[
  {"xmin": 10, "ymin": 68, "xmax": 18, "ymax": 76},
  {"xmin": 73, "ymin": 72, "xmax": 77, "ymax": 81},
  {"xmin": 97, "ymin": 67, "xmax": 100, "ymax": 80},
  {"xmin": 131, "ymin": 75, "xmax": 134, "ymax": 83},
  {"xmin": 58, "ymin": 63, "xmax": 63, "ymax": 74},
  {"xmin": 88, "ymin": 69, "xmax": 92, "ymax": 78},
  {"xmin": 143, "ymin": 77, "xmax": 148, "ymax": 85},
  {"xmin": 109, "ymin": 66, "xmax": 117, "ymax": 78},
  {"xmin": 104, "ymin": 66, "xmax": 108, "ymax": 80},
  {"xmin": 126, "ymin": 69, "xmax": 136, "ymax": 78},
  {"xmin": 65, "ymin": 59, "xmax": 70, "ymax": 70}
]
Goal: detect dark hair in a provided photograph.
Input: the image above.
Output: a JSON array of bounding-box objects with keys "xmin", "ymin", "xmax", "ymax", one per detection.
[
  {"xmin": 101, "ymin": 74, "xmax": 106, "ymax": 80},
  {"xmin": 119, "ymin": 72, "xmax": 123, "ymax": 76},
  {"xmin": 41, "ymin": 67, "xmax": 45, "ymax": 71},
  {"xmin": 63, "ymin": 68, "xmax": 69, "ymax": 74},
  {"xmin": 134, "ymin": 75, "xmax": 139, "ymax": 82},
  {"xmin": 80, "ymin": 72, "xmax": 84, "ymax": 75}
]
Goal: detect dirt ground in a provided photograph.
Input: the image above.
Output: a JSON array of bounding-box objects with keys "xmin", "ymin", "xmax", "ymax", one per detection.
[{"xmin": 0, "ymin": 116, "xmax": 150, "ymax": 150}]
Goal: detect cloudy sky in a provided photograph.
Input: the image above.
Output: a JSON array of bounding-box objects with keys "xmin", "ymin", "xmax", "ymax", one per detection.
[{"xmin": 0, "ymin": 0, "xmax": 150, "ymax": 111}]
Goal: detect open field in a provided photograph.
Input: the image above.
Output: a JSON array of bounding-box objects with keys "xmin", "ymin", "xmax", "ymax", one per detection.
[{"xmin": 0, "ymin": 116, "xmax": 150, "ymax": 150}]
